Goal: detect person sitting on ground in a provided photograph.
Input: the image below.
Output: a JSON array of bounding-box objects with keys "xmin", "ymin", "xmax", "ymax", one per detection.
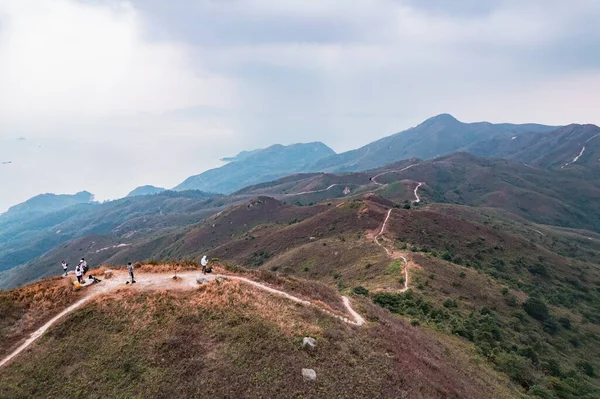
[
  {"xmin": 75, "ymin": 264, "xmax": 83, "ymax": 283},
  {"xmin": 126, "ymin": 262, "xmax": 136, "ymax": 284},
  {"xmin": 87, "ymin": 275, "xmax": 101, "ymax": 284},
  {"xmin": 62, "ymin": 260, "xmax": 68, "ymax": 276},
  {"xmin": 201, "ymin": 255, "xmax": 210, "ymax": 274}
]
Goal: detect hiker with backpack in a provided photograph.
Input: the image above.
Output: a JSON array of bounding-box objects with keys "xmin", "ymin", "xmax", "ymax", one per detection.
[
  {"xmin": 201, "ymin": 256, "xmax": 210, "ymax": 274},
  {"xmin": 126, "ymin": 262, "xmax": 136, "ymax": 284},
  {"xmin": 61, "ymin": 261, "xmax": 68, "ymax": 276}
]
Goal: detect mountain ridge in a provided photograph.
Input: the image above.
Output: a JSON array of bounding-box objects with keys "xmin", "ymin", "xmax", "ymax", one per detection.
[{"xmin": 173, "ymin": 142, "xmax": 336, "ymax": 193}]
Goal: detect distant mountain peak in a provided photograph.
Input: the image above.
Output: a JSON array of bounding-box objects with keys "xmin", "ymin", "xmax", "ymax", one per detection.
[
  {"xmin": 126, "ymin": 185, "xmax": 166, "ymax": 197},
  {"xmin": 424, "ymin": 113, "xmax": 461, "ymax": 124},
  {"xmin": 174, "ymin": 141, "xmax": 336, "ymax": 194}
]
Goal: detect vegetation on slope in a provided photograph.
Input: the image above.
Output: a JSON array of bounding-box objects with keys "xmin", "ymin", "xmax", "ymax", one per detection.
[
  {"xmin": 368, "ymin": 206, "xmax": 600, "ymax": 398},
  {"xmin": 0, "ymin": 277, "xmax": 514, "ymax": 399}
]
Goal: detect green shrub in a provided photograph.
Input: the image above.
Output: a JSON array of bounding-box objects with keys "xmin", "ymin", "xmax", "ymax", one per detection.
[
  {"xmin": 387, "ymin": 260, "xmax": 403, "ymax": 274},
  {"xmin": 523, "ymin": 297, "xmax": 550, "ymax": 322},
  {"xmin": 249, "ymin": 250, "xmax": 271, "ymax": 266},
  {"xmin": 353, "ymin": 286, "xmax": 369, "ymax": 296},
  {"xmin": 559, "ymin": 316, "xmax": 571, "ymax": 329},
  {"xmin": 542, "ymin": 358, "xmax": 562, "ymax": 377},
  {"xmin": 543, "ymin": 317, "xmax": 559, "ymax": 335},
  {"xmin": 577, "ymin": 360, "xmax": 596, "ymax": 377},
  {"xmin": 443, "ymin": 299, "xmax": 458, "ymax": 308},
  {"xmin": 505, "ymin": 294, "xmax": 519, "ymax": 307},
  {"xmin": 494, "ymin": 353, "xmax": 536, "ymax": 389}
]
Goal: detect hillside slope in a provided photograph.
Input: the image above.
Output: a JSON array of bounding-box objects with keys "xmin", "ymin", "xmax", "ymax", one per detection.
[
  {"xmin": 467, "ymin": 124, "xmax": 600, "ymax": 171},
  {"xmin": 371, "ymin": 152, "xmax": 600, "ymax": 232},
  {"xmin": 0, "ymin": 267, "xmax": 515, "ymax": 399}
]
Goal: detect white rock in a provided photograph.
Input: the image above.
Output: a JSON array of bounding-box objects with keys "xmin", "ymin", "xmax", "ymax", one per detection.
[
  {"xmin": 196, "ymin": 275, "xmax": 209, "ymax": 284},
  {"xmin": 302, "ymin": 337, "xmax": 316, "ymax": 351},
  {"xmin": 104, "ymin": 270, "xmax": 113, "ymax": 279},
  {"xmin": 302, "ymin": 368, "xmax": 317, "ymax": 381}
]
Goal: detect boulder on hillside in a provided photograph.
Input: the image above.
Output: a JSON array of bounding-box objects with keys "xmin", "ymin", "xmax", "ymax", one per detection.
[
  {"xmin": 104, "ymin": 270, "xmax": 113, "ymax": 279},
  {"xmin": 196, "ymin": 275, "xmax": 209, "ymax": 284},
  {"xmin": 302, "ymin": 368, "xmax": 317, "ymax": 381},
  {"xmin": 302, "ymin": 337, "xmax": 316, "ymax": 351}
]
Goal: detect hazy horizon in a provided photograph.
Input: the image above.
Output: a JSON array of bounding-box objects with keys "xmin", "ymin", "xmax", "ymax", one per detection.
[{"xmin": 2, "ymin": 0, "xmax": 600, "ymax": 212}]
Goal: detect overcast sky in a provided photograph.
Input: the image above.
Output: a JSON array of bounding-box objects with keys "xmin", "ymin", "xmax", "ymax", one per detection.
[{"xmin": 1, "ymin": 0, "xmax": 599, "ymax": 212}]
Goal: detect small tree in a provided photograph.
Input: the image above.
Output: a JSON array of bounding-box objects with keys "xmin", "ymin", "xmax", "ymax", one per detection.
[
  {"xmin": 523, "ymin": 297, "xmax": 550, "ymax": 322},
  {"xmin": 353, "ymin": 286, "xmax": 369, "ymax": 296}
]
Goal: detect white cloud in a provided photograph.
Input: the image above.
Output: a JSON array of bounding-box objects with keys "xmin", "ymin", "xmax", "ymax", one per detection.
[
  {"xmin": 1, "ymin": 0, "xmax": 600, "ymax": 213},
  {"xmin": 0, "ymin": 0, "xmax": 234, "ymax": 122}
]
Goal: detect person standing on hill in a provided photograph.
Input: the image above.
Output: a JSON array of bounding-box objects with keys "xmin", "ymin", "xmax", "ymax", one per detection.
[
  {"xmin": 75, "ymin": 264, "xmax": 83, "ymax": 283},
  {"xmin": 79, "ymin": 258, "xmax": 88, "ymax": 276},
  {"xmin": 61, "ymin": 261, "xmax": 68, "ymax": 276},
  {"xmin": 201, "ymin": 256, "xmax": 209, "ymax": 274},
  {"xmin": 126, "ymin": 262, "xmax": 136, "ymax": 284}
]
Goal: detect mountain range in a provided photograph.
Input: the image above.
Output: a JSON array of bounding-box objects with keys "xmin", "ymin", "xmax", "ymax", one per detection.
[
  {"xmin": 2, "ymin": 114, "xmax": 600, "ymax": 398},
  {"xmin": 128, "ymin": 114, "xmax": 573, "ymax": 195}
]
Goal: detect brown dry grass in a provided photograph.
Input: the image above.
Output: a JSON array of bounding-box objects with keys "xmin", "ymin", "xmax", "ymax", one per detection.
[
  {"xmin": 0, "ymin": 276, "xmax": 85, "ymax": 358},
  {"xmin": 0, "ymin": 281, "xmax": 518, "ymax": 399}
]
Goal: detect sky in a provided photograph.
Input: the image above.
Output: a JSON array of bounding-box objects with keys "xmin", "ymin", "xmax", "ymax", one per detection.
[{"xmin": 1, "ymin": 0, "xmax": 600, "ymax": 212}]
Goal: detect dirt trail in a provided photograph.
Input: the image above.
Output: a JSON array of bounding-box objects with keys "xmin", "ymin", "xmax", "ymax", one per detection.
[
  {"xmin": 371, "ymin": 163, "xmax": 420, "ymax": 186},
  {"xmin": 374, "ymin": 209, "xmax": 409, "ymax": 292},
  {"xmin": 562, "ymin": 145, "xmax": 586, "ymax": 169},
  {"xmin": 0, "ymin": 270, "xmax": 365, "ymax": 370},
  {"xmin": 413, "ymin": 182, "xmax": 423, "ymax": 203},
  {"xmin": 286, "ymin": 183, "xmax": 339, "ymax": 197}
]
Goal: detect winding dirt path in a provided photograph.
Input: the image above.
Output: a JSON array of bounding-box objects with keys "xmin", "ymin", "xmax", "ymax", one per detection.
[
  {"xmin": 285, "ymin": 183, "xmax": 339, "ymax": 197},
  {"xmin": 371, "ymin": 163, "xmax": 420, "ymax": 186},
  {"xmin": 413, "ymin": 182, "xmax": 423, "ymax": 203},
  {"xmin": 562, "ymin": 145, "xmax": 586, "ymax": 169},
  {"xmin": 0, "ymin": 270, "xmax": 365, "ymax": 370},
  {"xmin": 374, "ymin": 209, "xmax": 409, "ymax": 292}
]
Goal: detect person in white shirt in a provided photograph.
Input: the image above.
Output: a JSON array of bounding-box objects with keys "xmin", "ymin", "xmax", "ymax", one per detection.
[
  {"xmin": 75, "ymin": 265, "xmax": 83, "ymax": 283},
  {"xmin": 201, "ymin": 256, "xmax": 209, "ymax": 274},
  {"xmin": 126, "ymin": 262, "xmax": 136, "ymax": 284},
  {"xmin": 61, "ymin": 261, "xmax": 68, "ymax": 276},
  {"xmin": 79, "ymin": 258, "xmax": 88, "ymax": 276}
]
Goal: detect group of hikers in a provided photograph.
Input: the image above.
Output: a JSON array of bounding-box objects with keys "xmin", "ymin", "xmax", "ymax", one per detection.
[
  {"xmin": 61, "ymin": 258, "xmax": 102, "ymax": 285},
  {"xmin": 61, "ymin": 258, "xmax": 90, "ymax": 283},
  {"xmin": 61, "ymin": 255, "xmax": 210, "ymax": 285},
  {"xmin": 60, "ymin": 258, "xmax": 131, "ymax": 285}
]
